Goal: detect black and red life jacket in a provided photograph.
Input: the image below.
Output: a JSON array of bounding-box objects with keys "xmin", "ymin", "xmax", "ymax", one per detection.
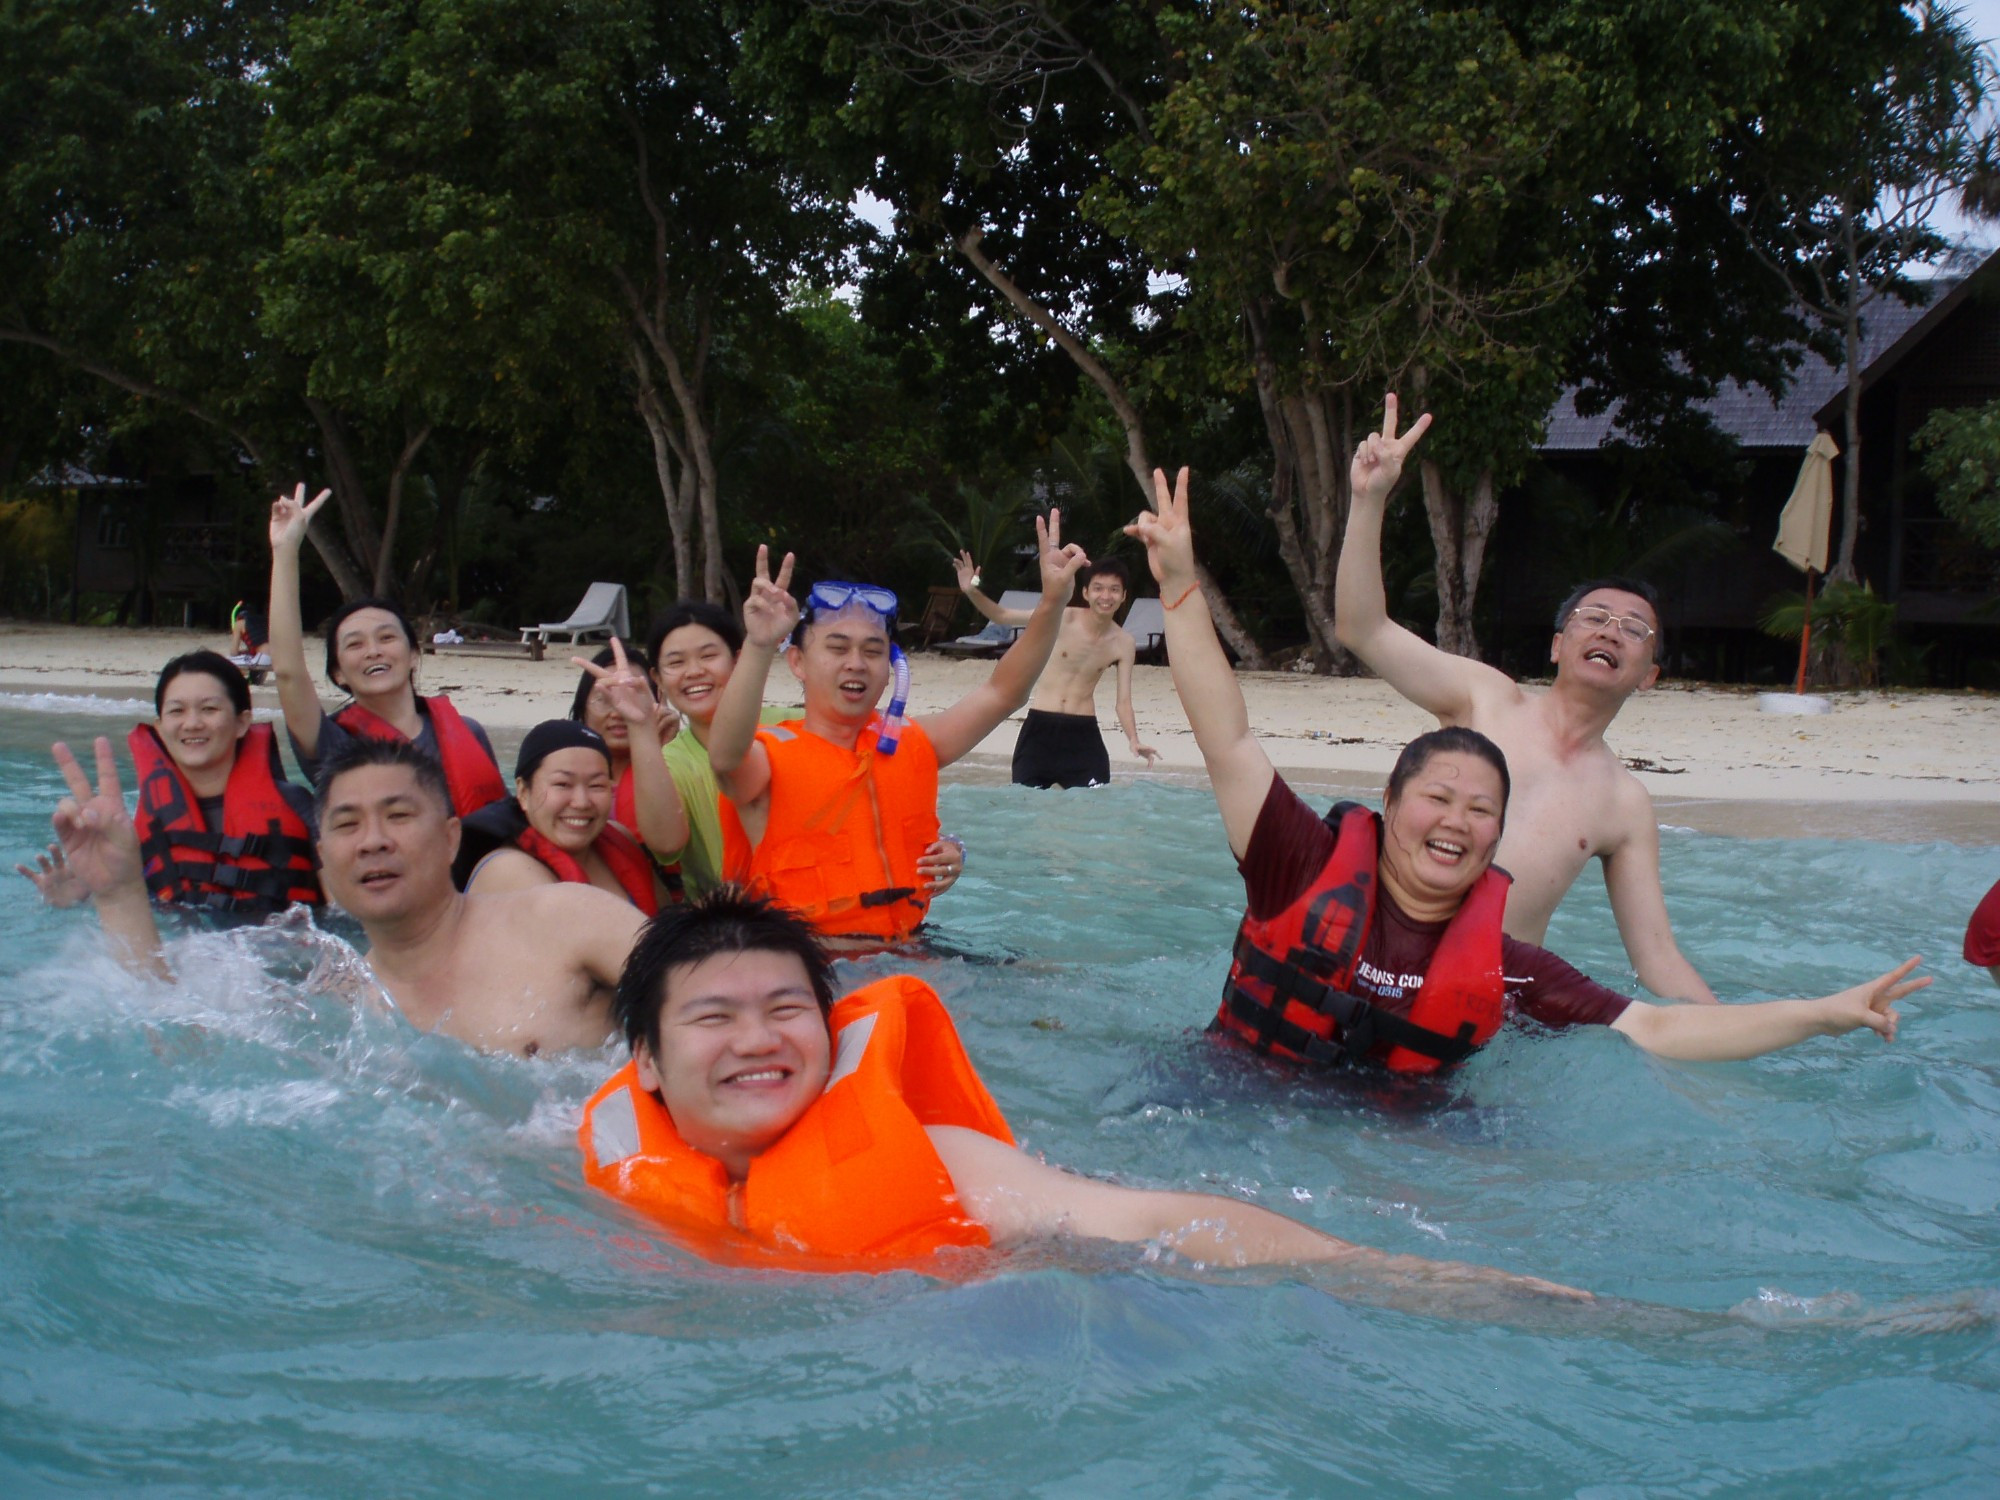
[
  {"xmin": 332, "ymin": 694, "xmax": 505, "ymax": 818},
  {"xmin": 128, "ymin": 722, "xmax": 323, "ymax": 914},
  {"xmin": 459, "ymin": 799, "xmax": 662, "ymax": 914},
  {"xmin": 1215, "ymin": 802, "xmax": 1511, "ymax": 1074}
]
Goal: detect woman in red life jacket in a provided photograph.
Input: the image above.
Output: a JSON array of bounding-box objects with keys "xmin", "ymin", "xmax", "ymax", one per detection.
[
  {"xmin": 1127, "ymin": 461, "xmax": 1930, "ymax": 1072},
  {"xmin": 455, "ymin": 720, "xmax": 672, "ymax": 913},
  {"xmin": 265, "ymin": 483, "xmax": 505, "ymax": 818},
  {"xmin": 20, "ymin": 650, "xmax": 321, "ymax": 916},
  {"xmin": 567, "ymin": 637, "xmax": 681, "ymax": 842}
]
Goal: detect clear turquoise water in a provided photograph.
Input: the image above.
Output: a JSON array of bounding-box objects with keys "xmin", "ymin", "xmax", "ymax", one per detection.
[{"xmin": 3, "ymin": 698, "xmax": 1998, "ymax": 1497}]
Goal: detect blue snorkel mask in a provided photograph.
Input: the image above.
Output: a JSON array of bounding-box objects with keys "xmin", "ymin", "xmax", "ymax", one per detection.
[{"xmin": 801, "ymin": 581, "xmax": 911, "ymax": 755}]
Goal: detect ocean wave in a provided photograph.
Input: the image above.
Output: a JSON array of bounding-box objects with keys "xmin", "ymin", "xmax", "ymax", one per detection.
[{"xmin": 0, "ymin": 691, "xmax": 282, "ymax": 722}]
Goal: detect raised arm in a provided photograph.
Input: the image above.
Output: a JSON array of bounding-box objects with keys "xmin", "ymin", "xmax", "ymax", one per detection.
[
  {"xmin": 1601, "ymin": 791, "xmax": 1717, "ymax": 1003},
  {"xmin": 1111, "ymin": 636, "xmax": 1160, "ymax": 767},
  {"xmin": 922, "ymin": 511, "xmax": 1087, "ymax": 767},
  {"xmin": 268, "ymin": 484, "xmax": 333, "ymax": 758},
  {"xmin": 706, "ymin": 545, "xmax": 794, "ymax": 804},
  {"xmin": 575, "ymin": 641, "xmax": 689, "ymax": 860},
  {"xmin": 953, "ymin": 551, "xmax": 1034, "ymax": 627},
  {"xmin": 1125, "ymin": 469, "xmax": 1270, "ymax": 856},
  {"xmin": 927, "ymin": 1125, "xmax": 1588, "ymax": 1304},
  {"xmin": 1333, "ymin": 397, "xmax": 1506, "ymax": 722},
  {"xmin": 1610, "ymin": 958, "xmax": 1927, "ymax": 1060},
  {"xmin": 49, "ymin": 737, "xmax": 168, "ymax": 978}
]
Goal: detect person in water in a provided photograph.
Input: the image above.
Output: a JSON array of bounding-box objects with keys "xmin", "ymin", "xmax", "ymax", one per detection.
[
  {"xmin": 266, "ymin": 483, "xmax": 506, "ymax": 819},
  {"xmin": 705, "ymin": 514, "xmax": 1086, "ymax": 947},
  {"xmin": 1333, "ymin": 396, "xmax": 1716, "ymax": 1003},
  {"xmin": 951, "ymin": 554, "xmax": 1161, "ymax": 787},
  {"xmin": 20, "ymin": 651, "xmax": 321, "ymax": 917},
  {"xmin": 640, "ymin": 601, "xmax": 966, "ymax": 901},
  {"xmin": 580, "ymin": 886, "xmax": 1584, "ymax": 1299},
  {"xmin": 455, "ymin": 719, "xmax": 675, "ymax": 913},
  {"xmin": 52, "ymin": 734, "xmax": 641, "ymax": 1056},
  {"xmin": 1967, "ymin": 877, "xmax": 2000, "ymax": 986},
  {"xmin": 1128, "ymin": 466, "xmax": 1929, "ymax": 1072}
]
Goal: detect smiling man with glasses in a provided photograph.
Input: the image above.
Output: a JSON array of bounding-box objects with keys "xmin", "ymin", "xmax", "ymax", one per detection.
[
  {"xmin": 1333, "ymin": 396, "xmax": 1716, "ymax": 1005},
  {"xmin": 707, "ymin": 513, "xmax": 1088, "ymax": 949}
]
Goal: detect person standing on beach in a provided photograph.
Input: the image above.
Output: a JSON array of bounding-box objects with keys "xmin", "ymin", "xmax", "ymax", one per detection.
[
  {"xmin": 706, "ymin": 512, "xmax": 1086, "ymax": 948},
  {"xmin": 266, "ymin": 484, "xmax": 506, "ymax": 819},
  {"xmin": 1334, "ymin": 397, "xmax": 1717, "ymax": 1003},
  {"xmin": 951, "ymin": 555, "xmax": 1161, "ymax": 787},
  {"xmin": 50, "ymin": 733, "xmax": 642, "ymax": 1056}
]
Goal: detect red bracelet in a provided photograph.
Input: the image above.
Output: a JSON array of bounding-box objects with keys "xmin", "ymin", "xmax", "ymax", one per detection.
[{"xmin": 1164, "ymin": 581, "xmax": 1201, "ymax": 611}]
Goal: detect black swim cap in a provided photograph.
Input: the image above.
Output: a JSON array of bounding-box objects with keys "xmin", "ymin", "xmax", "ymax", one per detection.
[{"xmin": 515, "ymin": 719, "xmax": 612, "ymax": 783}]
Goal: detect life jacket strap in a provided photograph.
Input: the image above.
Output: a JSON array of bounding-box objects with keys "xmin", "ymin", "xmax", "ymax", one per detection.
[
  {"xmin": 857, "ymin": 886, "xmax": 919, "ymax": 910},
  {"xmin": 1228, "ymin": 938, "xmax": 1481, "ymax": 1067}
]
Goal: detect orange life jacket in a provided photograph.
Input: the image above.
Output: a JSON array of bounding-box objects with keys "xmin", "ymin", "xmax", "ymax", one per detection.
[
  {"xmin": 580, "ymin": 974, "xmax": 1012, "ymax": 1268},
  {"xmin": 1216, "ymin": 802, "xmax": 1511, "ymax": 1074},
  {"xmin": 458, "ymin": 799, "xmax": 662, "ymax": 914},
  {"xmin": 128, "ymin": 722, "xmax": 323, "ymax": 914},
  {"xmin": 719, "ymin": 717, "xmax": 939, "ymax": 943},
  {"xmin": 332, "ymin": 694, "xmax": 505, "ymax": 818}
]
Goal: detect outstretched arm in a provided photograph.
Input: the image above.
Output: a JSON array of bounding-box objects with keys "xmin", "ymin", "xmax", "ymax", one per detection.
[
  {"xmin": 927, "ymin": 1125, "xmax": 1588, "ymax": 1302},
  {"xmin": 1601, "ymin": 801, "xmax": 1717, "ymax": 1003},
  {"xmin": 49, "ymin": 738, "xmax": 168, "ymax": 977},
  {"xmin": 707, "ymin": 545, "xmax": 793, "ymax": 804},
  {"xmin": 923, "ymin": 512, "xmax": 1088, "ymax": 767},
  {"xmin": 268, "ymin": 484, "xmax": 333, "ymax": 758},
  {"xmin": 953, "ymin": 552, "xmax": 1034, "ymax": 626},
  {"xmin": 1125, "ymin": 469, "xmax": 1270, "ymax": 856},
  {"xmin": 1333, "ymin": 397, "xmax": 1508, "ymax": 721},
  {"xmin": 1611, "ymin": 958, "xmax": 1927, "ymax": 1060}
]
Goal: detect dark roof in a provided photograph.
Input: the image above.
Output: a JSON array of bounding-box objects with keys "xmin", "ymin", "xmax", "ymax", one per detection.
[{"xmin": 1541, "ymin": 282, "xmax": 1949, "ymax": 452}]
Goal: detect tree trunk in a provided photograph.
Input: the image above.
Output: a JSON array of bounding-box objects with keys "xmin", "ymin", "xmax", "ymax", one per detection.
[
  {"xmin": 1833, "ymin": 303, "xmax": 1864, "ymax": 583},
  {"xmin": 1418, "ymin": 462, "xmax": 1499, "ymax": 659},
  {"xmin": 371, "ymin": 423, "xmax": 434, "ymax": 597},
  {"xmin": 630, "ymin": 335, "xmax": 698, "ymax": 600},
  {"xmin": 955, "ymin": 226, "xmax": 1268, "ymax": 668}
]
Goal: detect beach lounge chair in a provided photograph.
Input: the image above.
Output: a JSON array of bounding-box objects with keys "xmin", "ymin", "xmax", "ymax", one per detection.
[
  {"xmin": 1122, "ymin": 597, "xmax": 1166, "ymax": 663},
  {"xmin": 901, "ymin": 586, "xmax": 965, "ymax": 649},
  {"xmin": 522, "ymin": 582, "xmax": 630, "ymax": 648},
  {"xmin": 935, "ymin": 590, "xmax": 1040, "ymax": 657}
]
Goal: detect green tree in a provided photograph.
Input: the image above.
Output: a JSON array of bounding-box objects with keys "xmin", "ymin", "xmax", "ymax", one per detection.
[{"xmin": 1915, "ymin": 397, "xmax": 2000, "ymax": 548}]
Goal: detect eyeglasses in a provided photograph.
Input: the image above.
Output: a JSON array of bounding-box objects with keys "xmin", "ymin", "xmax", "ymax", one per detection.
[
  {"xmin": 1565, "ymin": 605, "xmax": 1656, "ymax": 645},
  {"xmin": 805, "ymin": 581, "xmax": 899, "ymax": 622}
]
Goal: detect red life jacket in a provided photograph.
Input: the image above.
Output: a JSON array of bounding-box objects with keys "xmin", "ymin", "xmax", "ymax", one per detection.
[
  {"xmin": 1216, "ymin": 802, "xmax": 1511, "ymax": 1074},
  {"xmin": 460, "ymin": 799, "xmax": 662, "ymax": 914},
  {"xmin": 331, "ymin": 694, "xmax": 505, "ymax": 818},
  {"xmin": 611, "ymin": 761, "xmax": 685, "ymax": 904},
  {"xmin": 128, "ymin": 722, "xmax": 323, "ymax": 914}
]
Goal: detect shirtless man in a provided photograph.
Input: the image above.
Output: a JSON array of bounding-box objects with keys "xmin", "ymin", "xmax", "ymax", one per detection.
[
  {"xmin": 953, "ymin": 554, "xmax": 1160, "ymax": 787},
  {"xmin": 49, "ymin": 734, "xmax": 643, "ymax": 1056},
  {"xmin": 1333, "ymin": 396, "xmax": 1716, "ymax": 1004}
]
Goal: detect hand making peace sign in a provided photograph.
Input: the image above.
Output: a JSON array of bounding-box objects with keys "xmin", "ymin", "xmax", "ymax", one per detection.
[
  {"xmin": 269, "ymin": 482, "xmax": 332, "ymax": 554},
  {"xmin": 1125, "ymin": 466, "xmax": 1196, "ymax": 592},
  {"xmin": 1349, "ymin": 393, "xmax": 1433, "ymax": 507},
  {"xmin": 571, "ymin": 636, "xmax": 663, "ymax": 738},
  {"xmin": 1034, "ymin": 508, "xmax": 1090, "ymax": 605},
  {"xmin": 49, "ymin": 737, "xmax": 144, "ymax": 900},
  {"xmin": 744, "ymin": 544, "xmax": 799, "ymax": 651}
]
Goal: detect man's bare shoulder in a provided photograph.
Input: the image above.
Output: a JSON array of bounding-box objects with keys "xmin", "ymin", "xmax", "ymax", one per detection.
[{"xmin": 465, "ymin": 880, "xmax": 643, "ymax": 931}]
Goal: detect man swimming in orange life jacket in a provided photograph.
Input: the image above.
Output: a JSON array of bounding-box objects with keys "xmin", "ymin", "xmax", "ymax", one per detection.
[
  {"xmin": 50, "ymin": 734, "xmax": 644, "ymax": 1057},
  {"xmin": 704, "ymin": 510, "xmax": 1088, "ymax": 949},
  {"xmin": 579, "ymin": 886, "xmax": 1587, "ymax": 1304}
]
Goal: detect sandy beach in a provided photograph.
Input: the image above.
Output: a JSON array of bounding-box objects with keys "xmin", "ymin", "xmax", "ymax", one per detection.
[{"xmin": 3, "ymin": 621, "xmax": 1995, "ymax": 842}]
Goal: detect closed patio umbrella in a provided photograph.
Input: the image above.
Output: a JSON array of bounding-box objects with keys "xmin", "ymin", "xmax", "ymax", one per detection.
[{"xmin": 1773, "ymin": 432, "xmax": 1838, "ymax": 692}]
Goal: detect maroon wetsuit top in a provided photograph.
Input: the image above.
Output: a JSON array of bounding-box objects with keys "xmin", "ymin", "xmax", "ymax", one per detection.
[{"xmin": 1238, "ymin": 775, "xmax": 1633, "ymax": 1044}]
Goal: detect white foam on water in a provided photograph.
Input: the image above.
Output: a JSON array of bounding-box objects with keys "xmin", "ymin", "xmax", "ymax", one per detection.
[{"xmin": 0, "ymin": 691, "xmax": 156, "ymax": 717}]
